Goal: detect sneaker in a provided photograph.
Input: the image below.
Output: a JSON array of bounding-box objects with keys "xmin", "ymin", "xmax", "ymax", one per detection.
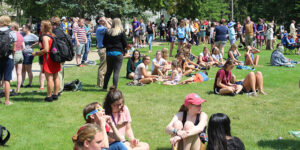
[
  {"xmin": 52, "ymin": 95, "xmax": 59, "ymax": 100},
  {"xmin": 77, "ymin": 64, "xmax": 84, "ymax": 67},
  {"xmin": 45, "ymin": 96, "xmax": 53, "ymax": 102},
  {"xmin": 25, "ymin": 84, "xmax": 32, "ymax": 88}
]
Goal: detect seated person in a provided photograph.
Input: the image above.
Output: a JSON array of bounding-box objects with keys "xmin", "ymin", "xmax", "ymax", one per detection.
[
  {"xmin": 228, "ymin": 43, "xmax": 242, "ymax": 65},
  {"xmin": 214, "ymin": 59, "xmax": 266, "ymax": 96},
  {"xmin": 124, "ymin": 44, "xmax": 135, "ymax": 59},
  {"xmin": 83, "ymin": 102, "xmax": 128, "ymax": 150},
  {"xmin": 183, "ymin": 48, "xmax": 203, "ymax": 71},
  {"xmin": 103, "ymin": 86, "xmax": 150, "ymax": 150},
  {"xmin": 207, "ymin": 113, "xmax": 245, "ymax": 150},
  {"xmin": 197, "ymin": 46, "xmax": 214, "ymax": 68},
  {"xmin": 244, "ymin": 46, "xmax": 260, "ymax": 66},
  {"xmin": 73, "ymin": 123, "xmax": 109, "ymax": 150},
  {"xmin": 185, "ymin": 43, "xmax": 197, "ymax": 61},
  {"xmin": 152, "ymin": 51, "xmax": 168, "ymax": 76},
  {"xmin": 271, "ymin": 43, "xmax": 297, "ymax": 66},
  {"xmin": 211, "ymin": 47, "xmax": 224, "ymax": 66},
  {"xmin": 126, "ymin": 50, "xmax": 142, "ymax": 79},
  {"xmin": 163, "ymin": 60, "xmax": 182, "ymax": 85},
  {"xmin": 179, "ymin": 71, "xmax": 209, "ymax": 85},
  {"xmin": 134, "ymin": 55, "xmax": 157, "ymax": 84},
  {"xmin": 161, "ymin": 48, "xmax": 171, "ymax": 70},
  {"xmin": 282, "ymin": 33, "xmax": 300, "ymax": 49},
  {"xmin": 166, "ymin": 93, "xmax": 208, "ymax": 150},
  {"xmin": 176, "ymin": 52, "xmax": 193, "ymax": 76}
]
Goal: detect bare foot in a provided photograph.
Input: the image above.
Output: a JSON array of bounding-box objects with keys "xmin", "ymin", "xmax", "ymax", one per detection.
[{"xmin": 259, "ymin": 90, "xmax": 267, "ymax": 95}]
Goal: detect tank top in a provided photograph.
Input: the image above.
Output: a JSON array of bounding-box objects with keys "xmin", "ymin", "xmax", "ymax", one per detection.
[
  {"xmin": 15, "ymin": 32, "xmax": 24, "ymax": 51},
  {"xmin": 228, "ymin": 50, "xmax": 239, "ymax": 60},
  {"xmin": 147, "ymin": 25, "xmax": 153, "ymax": 34}
]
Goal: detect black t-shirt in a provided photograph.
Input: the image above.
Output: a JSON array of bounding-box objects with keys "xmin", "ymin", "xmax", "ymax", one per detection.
[
  {"xmin": 227, "ymin": 136, "xmax": 245, "ymax": 150},
  {"xmin": 147, "ymin": 25, "xmax": 153, "ymax": 34}
]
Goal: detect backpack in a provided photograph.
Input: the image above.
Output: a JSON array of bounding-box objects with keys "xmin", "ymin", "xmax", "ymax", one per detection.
[
  {"xmin": 177, "ymin": 27, "xmax": 186, "ymax": 40},
  {"xmin": 63, "ymin": 79, "xmax": 82, "ymax": 91},
  {"xmin": 0, "ymin": 125, "xmax": 10, "ymax": 145},
  {"xmin": 0, "ymin": 30, "xmax": 13, "ymax": 59},
  {"xmin": 47, "ymin": 28, "xmax": 74, "ymax": 63}
]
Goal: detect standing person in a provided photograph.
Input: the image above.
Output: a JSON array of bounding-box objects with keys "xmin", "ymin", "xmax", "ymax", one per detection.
[
  {"xmin": 81, "ymin": 18, "xmax": 93, "ymax": 65},
  {"xmin": 209, "ymin": 22, "xmax": 216, "ymax": 48},
  {"xmin": 159, "ymin": 20, "xmax": 166, "ymax": 41},
  {"xmin": 74, "ymin": 18, "xmax": 87, "ymax": 67},
  {"xmin": 38, "ymin": 34, "xmax": 45, "ymax": 90},
  {"xmin": 243, "ymin": 16, "xmax": 256, "ymax": 47},
  {"xmin": 256, "ymin": 19, "xmax": 265, "ymax": 50},
  {"xmin": 199, "ymin": 20, "xmax": 206, "ymax": 45},
  {"xmin": 207, "ymin": 113, "xmax": 245, "ymax": 150},
  {"xmin": 236, "ymin": 22, "xmax": 245, "ymax": 48},
  {"xmin": 266, "ymin": 23, "xmax": 274, "ymax": 50},
  {"xmin": 60, "ymin": 16, "xmax": 69, "ymax": 34},
  {"xmin": 185, "ymin": 20, "xmax": 192, "ymax": 44},
  {"xmin": 193, "ymin": 19, "xmax": 200, "ymax": 45},
  {"xmin": 32, "ymin": 20, "xmax": 61, "ymax": 102},
  {"xmin": 228, "ymin": 21, "xmax": 236, "ymax": 46},
  {"xmin": 10, "ymin": 22, "xmax": 24, "ymax": 94},
  {"xmin": 146, "ymin": 21, "xmax": 155, "ymax": 53},
  {"xmin": 214, "ymin": 19, "xmax": 228, "ymax": 56},
  {"xmin": 169, "ymin": 20, "xmax": 177, "ymax": 57},
  {"xmin": 290, "ymin": 20, "xmax": 296, "ymax": 39},
  {"xmin": 21, "ymin": 24, "xmax": 39, "ymax": 88},
  {"xmin": 280, "ymin": 23, "xmax": 285, "ymax": 39},
  {"xmin": 166, "ymin": 93, "xmax": 208, "ymax": 150},
  {"xmin": 102, "ymin": 18, "xmax": 127, "ymax": 90},
  {"xmin": 177, "ymin": 20, "xmax": 187, "ymax": 50},
  {"xmin": 96, "ymin": 17, "xmax": 111, "ymax": 88},
  {"xmin": 139, "ymin": 19, "xmax": 146, "ymax": 48},
  {"xmin": 132, "ymin": 17, "xmax": 140, "ymax": 48}
]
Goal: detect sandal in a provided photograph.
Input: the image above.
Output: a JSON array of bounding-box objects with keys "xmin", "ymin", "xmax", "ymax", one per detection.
[{"xmin": 4, "ymin": 101, "xmax": 13, "ymax": 106}]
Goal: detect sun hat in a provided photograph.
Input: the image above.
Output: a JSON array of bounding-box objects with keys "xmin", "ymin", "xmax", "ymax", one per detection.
[
  {"xmin": 61, "ymin": 16, "xmax": 66, "ymax": 20},
  {"xmin": 184, "ymin": 93, "xmax": 207, "ymax": 106},
  {"xmin": 228, "ymin": 22, "xmax": 236, "ymax": 27}
]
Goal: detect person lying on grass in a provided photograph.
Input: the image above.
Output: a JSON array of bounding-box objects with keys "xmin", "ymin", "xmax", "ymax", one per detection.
[
  {"xmin": 162, "ymin": 60, "xmax": 182, "ymax": 85},
  {"xmin": 179, "ymin": 71, "xmax": 209, "ymax": 85},
  {"xmin": 103, "ymin": 86, "xmax": 150, "ymax": 150},
  {"xmin": 166, "ymin": 93, "xmax": 208, "ymax": 150},
  {"xmin": 176, "ymin": 52, "xmax": 193, "ymax": 76},
  {"xmin": 134, "ymin": 55, "xmax": 157, "ymax": 84},
  {"xmin": 83, "ymin": 102, "xmax": 128, "ymax": 150},
  {"xmin": 152, "ymin": 51, "xmax": 168, "ymax": 76},
  {"xmin": 207, "ymin": 113, "xmax": 245, "ymax": 150},
  {"xmin": 213, "ymin": 59, "xmax": 266, "ymax": 96},
  {"xmin": 73, "ymin": 123, "xmax": 109, "ymax": 150},
  {"xmin": 244, "ymin": 45, "xmax": 260, "ymax": 66},
  {"xmin": 227, "ymin": 43, "xmax": 243, "ymax": 65},
  {"xmin": 197, "ymin": 46, "xmax": 214, "ymax": 69},
  {"xmin": 126, "ymin": 50, "xmax": 142, "ymax": 79}
]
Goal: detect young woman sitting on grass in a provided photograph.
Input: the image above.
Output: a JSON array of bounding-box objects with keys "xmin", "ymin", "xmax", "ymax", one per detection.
[
  {"xmin": 179, "ymin": 71, "xmax": 209, "ymax": 85},
  {"xmin": 227, "ymin": 43, "xmax": 242, "ymax": 65},
  {"xmin": 161, "ymin": 48, "xmax": 171, "ymax": 70},
  {"xmin": 197, "ymin": 47, "xmax": 214, "ymax": 69},
  {"xmin": 163, "ymin": 60, "xmax": 182, "ymax": 85},
  {"xmin": 183, "ymin": 48, "xmax": 203, "ymax": 71},
  {"xmin": 166, "ymin": 93, "xmax": 208, "ymax": 150},
  {"xmin": 176, "ymin": 52, "xmax": 193, "ymax": 76},
  {"xmin": 244, "ymin": 45, "xmax": 260, "ymax": 66},
  {"xmin": 134, "ymin": 55, "xmax": 157, "ymax": 84},
  {"xmin": 207, "ymin": 113, "xmax": 245, "ymax": 150},
  {"xmin": 73, "ymin": 123, "xmax": 109, "ymax": 150},
  {"xmin": 126, "ymin": 50, "xmax": 142, "ymax": 79},
  {"xmin": 213, "ymin": 59, "xmax": 266, "ymax": 96},
  {"xmin": 152, "ymin": 51, "xmax": 168, "ymax": 76},
  {"xmin": 83, "ymin": 102, "xmax": 128, "ymax": 150},
  {"xmin": 211, "ymin": 47, "xmax": 224, "ymax": 67},
  {"xmin": 103, "ymin": 86, "xmax": 150, "ymax": 150}
]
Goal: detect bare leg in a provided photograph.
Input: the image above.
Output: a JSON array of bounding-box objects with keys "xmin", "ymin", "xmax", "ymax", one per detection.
[
  {"xmin": 254, "ymin": 55, "xmax": 260, "ymax": 66},
  {"xmin": 183, "ymin": 69, "xmax": 193, "ymax": 76},
  {"xmin": 182, "ymin": 121, "xmax": 201, "ymax": 150},
  {"xmin": 21, "ymin": 65, "xmax": 26, "ymax": 85},
  {"xmin": 255, "ymin": 71, "xmax": 266, "ymax": 95},
  {"xmin": 170, "ymin": 42, "xmax": 174, "ymax": 57},
  {"xmin": 139, "ymin": 78, "xmax": 153, "ymax": 84},
  {"xmin": 39, "ymin": 65, "xmax": 45, "ymax": 89},
  {"xmin": 26, "ymin": 65, "xmax": 33, "ymax": 85},
  {"xmin": 242, "ymin": 72, "xmax": 257, "ymax": 96},
  {"xmin": 128, "ymin": 72, "xmax": 134, "ymax": 79},
  {"xmin": 53, "ymin": 73, "xmax": 60, "ymax": 95},
  {"xmin": 219, "ymin": 87, "xmax": 235, "ymax": 95},
  {"xmin": 4, "ymin": 81, "xmax": 11, "ymax": 104},
  {"xmin": 15, "ymin": 64, "xmax": 23, "ymax": 93},
  {"xmin": 76, "ymin": 55, "xmax": 81, "ymax": 65}
]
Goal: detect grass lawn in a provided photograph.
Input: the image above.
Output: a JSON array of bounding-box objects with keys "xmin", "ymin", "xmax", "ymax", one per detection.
[{"xmin": 1, "ymin": 41, "xmax": 300, "ymax": 150}]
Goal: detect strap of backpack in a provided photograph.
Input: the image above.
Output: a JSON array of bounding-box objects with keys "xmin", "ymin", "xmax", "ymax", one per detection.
[
  {"xmin": 0, "ymin": 126, "xmax": 10, "ymax": 145},
  {"xmin": 195, "ymin": 112, "xmax": 201, "ymax": 125},
  {"xmin": 182, "ymin": 111, "xmax": 187, "ymax": 126}
]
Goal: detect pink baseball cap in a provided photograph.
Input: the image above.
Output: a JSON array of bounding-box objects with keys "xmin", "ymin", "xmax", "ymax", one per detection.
[{"xmin": 184, "ymin": 93, "xmax": 207, "ymax": 106}]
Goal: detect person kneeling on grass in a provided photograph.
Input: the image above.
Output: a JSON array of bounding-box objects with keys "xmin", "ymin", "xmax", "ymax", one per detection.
[
  {"xmin": 103, "ymin": 86, "xmax": 150, "ymax": 150},
  {"xmin": 166, "ymin": 93, "xmax": 208, "ymax": 150},
  {"xmin": 213, "ymin": 59, "xmax": 266, "ymax": 96},
  {"xmin": 163, "ymin": 60, "xmax": 182, "ymax": 85},
  {"xmin": 179, "ymin": 71, "xmax": 209, "ymax": 85},
  {"xmin": 83, "ymin": 102, "xmax": 128, "ymax": 150},
  {"xmin": 244, "ymin": 46, "xmax": 260, "ymax": 66},
  {"xmin": 134, "ymin": 55, "xmax": 157, "ymax": 84},
  {"xmin": 152, "ymin": 51, "xmax": 168, "ymax": 76},
  {"xmin": 126, "ymin": 50, "xmax": 142, "ymax": 79}
]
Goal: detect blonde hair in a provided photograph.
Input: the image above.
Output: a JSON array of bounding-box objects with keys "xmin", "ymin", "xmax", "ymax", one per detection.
[
  {"xmin": 230, "ymin": 43, "xmax": 237, "ymax": 51},
  {"xmin": 10, "ymin": 22, "xmax": 19, "ymax": 31},
  {"xmin": 0, "ymin": 15, "xmax": 11, "ymax": 26},
  {"xmin": 72, "ymin": 124, "xmax": 103, "ymax": 149},
  {"xmin": 41, "ymin": 20, "xmax": 53, "ymax": 35},
  {"xmin": 108, "ymin": 18, "xmax": 123, "ymax": 36},
  {"xmin": 161, "ymin": 48, "xmax": 169, "ymax": 61}
]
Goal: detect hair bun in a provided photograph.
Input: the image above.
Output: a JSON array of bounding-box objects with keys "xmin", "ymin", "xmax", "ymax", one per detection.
[
  {"xmin": 72, "ymin": 134, "xmax": 78, "ymax": 142},
  {"xmin": 109, "ymin": 86, "xmax": 116, "ymax": 92}
]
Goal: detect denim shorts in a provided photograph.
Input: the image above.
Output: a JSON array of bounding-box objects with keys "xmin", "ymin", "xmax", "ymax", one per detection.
[
  {"xmin": 23, "ymin": 53, "xmax": 34, "ymax": 65},
  {"xmin": 0, "ymin": 58, "xmax": 14, "ymax": 81}
]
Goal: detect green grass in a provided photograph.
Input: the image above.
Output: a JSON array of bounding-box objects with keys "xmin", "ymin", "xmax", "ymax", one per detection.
[{"xmin": 1, "ymin": 41, "xmax": 300, "ymax": 150}]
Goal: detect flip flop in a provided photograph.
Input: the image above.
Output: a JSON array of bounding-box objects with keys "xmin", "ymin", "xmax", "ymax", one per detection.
[{"xmin": 4, "ymin": 101, "xmax": 13, "ymax": 106}]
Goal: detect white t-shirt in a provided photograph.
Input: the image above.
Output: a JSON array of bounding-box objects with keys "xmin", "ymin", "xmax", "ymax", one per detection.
[
  {"xmin": 134, "ymin": 63, "xmax": 147, "ymax": 80},
  {"xmin": 212, "ymin": 53, "xmax": 223, "ymax": 61},
  {"xmin": 290, "ymin": 23, "xmax": 295, "ymax": 34},
  {"xmin": 151, "ymin": 57, "xmax": 166, "ymax": 71},
  {"xmin": 266, "ymin": 28, "xmax": 274, "ymax": 40}
]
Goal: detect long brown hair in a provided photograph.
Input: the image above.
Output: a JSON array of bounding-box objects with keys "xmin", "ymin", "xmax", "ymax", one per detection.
[
  {"xmin": 103, "ymin": 86, "xmax": 124, "ymax": 115},
  {"xmin": 41, "ymin": 20, "xmax": 53, "ymax": 35},
  {"xmin": 223, "ymin": 59, "xmax": 235, "ymax": 70}
]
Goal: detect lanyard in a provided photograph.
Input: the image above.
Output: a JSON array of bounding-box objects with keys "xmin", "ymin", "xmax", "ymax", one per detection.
[{"xmin": 111, "ymin": 113, "xmax": 120, "ymax": 126}]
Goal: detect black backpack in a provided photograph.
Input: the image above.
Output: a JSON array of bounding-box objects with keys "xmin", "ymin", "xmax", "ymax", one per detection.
[
  {"xmin": 0, "ymin": 30, "xmax": 13, "ymax": 59},
  {"xmin": 46, "ymin": 28, "xmax": 74, "ymax": 63},
  {"xmin": 63, "ymin": 79, "xmax": 82, "ymax": 91},
  {"xmin": 0, "ymin": 125, "xmax": 10, "ymax": 146}
]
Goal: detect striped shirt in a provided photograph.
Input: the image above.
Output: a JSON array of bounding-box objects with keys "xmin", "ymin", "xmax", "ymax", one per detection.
[{"xmin": 74, "ymin": 25, "xmax": 86, "ymax": 44}]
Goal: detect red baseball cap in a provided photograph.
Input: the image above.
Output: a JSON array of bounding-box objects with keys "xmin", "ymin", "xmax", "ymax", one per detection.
[{"xmin": 184, "ymin": 93, "xmax": 207, "ymax": 106}]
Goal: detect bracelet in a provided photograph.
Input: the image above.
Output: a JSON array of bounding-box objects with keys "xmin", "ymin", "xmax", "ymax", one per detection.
[{"xmin": 172, "ymin": 128, "xmax": 177, "ymax": 135}]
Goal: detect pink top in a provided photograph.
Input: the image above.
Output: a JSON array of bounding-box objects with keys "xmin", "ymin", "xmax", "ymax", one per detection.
[
  {"xmin": 111, "ymin": 105, "xmax": 132, "ymax": 141},
  {"xmin": 15, "ymin": 32, "xmax": 24, "ymax": 51}
]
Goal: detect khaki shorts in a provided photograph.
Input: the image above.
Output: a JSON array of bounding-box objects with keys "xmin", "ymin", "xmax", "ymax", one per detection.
[
  {"xmin": 139, "ymin": 34, "xmax": 146, "ymax": 40},
  {"xmin": 215, "ymin": 41, "xmax": 227, "ymax": 47},
  {"xmin": 76, "ymin": 43, "xmax": 85, "ymax": 55},
  {"xmin": 14, "ymin": 50, "xmax": 24, "ymax": 64}
]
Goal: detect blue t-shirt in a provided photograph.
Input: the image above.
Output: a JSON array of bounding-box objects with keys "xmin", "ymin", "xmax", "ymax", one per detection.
[
  {"xmin": 96, "ymin": 25, "xmax": 107, "ymax": 48},
  {"xmin": 132, "ymin": 21, "xmax": 140, "ymax": 31},
  {"xmin": 214, "ymin": 25, "xmax": 228, "ymax": 42}
]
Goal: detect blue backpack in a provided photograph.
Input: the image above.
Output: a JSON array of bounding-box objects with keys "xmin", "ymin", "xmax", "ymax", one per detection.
[{"xmin": 177, "ymin": 27, "xmax": 186, "ymax": 40}]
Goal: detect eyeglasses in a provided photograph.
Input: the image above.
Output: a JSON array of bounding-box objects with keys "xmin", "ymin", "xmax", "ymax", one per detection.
[{"xmin": 85, "ymin": 106, "xmax": 104, "ymax": 120}]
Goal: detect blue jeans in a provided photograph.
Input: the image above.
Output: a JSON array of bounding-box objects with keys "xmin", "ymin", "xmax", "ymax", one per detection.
[
  {"xmin": 82, "ymin": 40, "xmax": 91, "ymax": 63},
  {"xmin": 148, "ymin": 34, "xmax": 153, "ymax": 51}
]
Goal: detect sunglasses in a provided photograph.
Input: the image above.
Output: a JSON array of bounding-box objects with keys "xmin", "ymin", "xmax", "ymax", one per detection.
[{"xmin": 85, "ymin": 106, "xmax": 104, "ymax": 120}]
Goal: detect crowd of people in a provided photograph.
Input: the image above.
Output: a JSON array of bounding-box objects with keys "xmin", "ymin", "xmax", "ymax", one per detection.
[{"xmin": 0, "ymin": 13, "xmax": 299, "ymax": 150}]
